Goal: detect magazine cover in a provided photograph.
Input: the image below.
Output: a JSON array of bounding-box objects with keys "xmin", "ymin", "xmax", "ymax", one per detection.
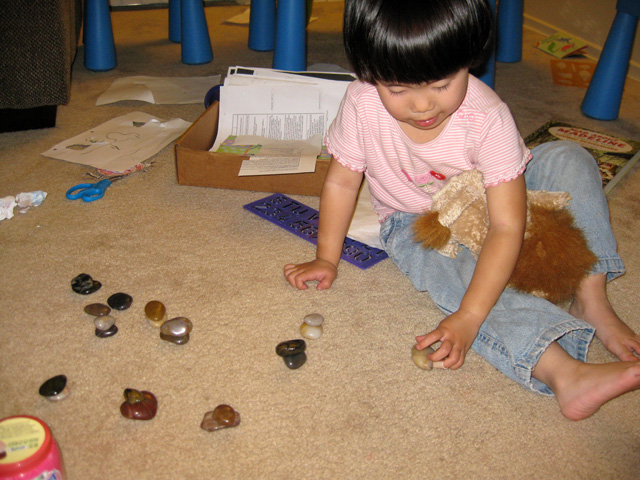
[{"xmin": 524, "ymin": 121, "xmax": 640, "ymax": 194}]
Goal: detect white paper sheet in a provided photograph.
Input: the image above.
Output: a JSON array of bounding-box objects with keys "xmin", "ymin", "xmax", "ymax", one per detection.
[
  {"xmin": 95, "ymin": 75, "xmax": 221, "ymax": 105},
  {"xmin": 347, "ymin": 179, "xmax": 384, "ymax": 249},
  {"xmin": 42, "ymin": 112, "xmax": 191, "ymax": 173},
  {"xmin": 235, "ymin": 134, "xmax": 322, "ymax": 176},
  {"xmin": 211, "ymin": 83, "xmax": 347, "ymax": 151}
]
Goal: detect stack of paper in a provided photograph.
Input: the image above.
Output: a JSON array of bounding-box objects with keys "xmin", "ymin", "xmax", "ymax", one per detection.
[
  {"xmin": 215, "ymin": 66, "xmax": 383, "ymax": 250},
  {"xmin": 211, "ymin": 66, "xmax": 355, "ymax": 176}
]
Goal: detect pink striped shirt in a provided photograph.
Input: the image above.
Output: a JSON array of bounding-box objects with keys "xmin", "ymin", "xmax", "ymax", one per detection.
[{"xmin": 325, "ymin": 74, "xmax": 531, "ymax": 222}]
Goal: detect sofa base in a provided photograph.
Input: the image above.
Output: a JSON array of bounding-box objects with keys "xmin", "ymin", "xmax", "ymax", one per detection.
[{"xmin": 0, "ymin": 105, "xmax": 57, "ymax": 133}]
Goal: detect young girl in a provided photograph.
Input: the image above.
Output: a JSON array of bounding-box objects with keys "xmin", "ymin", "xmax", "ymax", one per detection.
[{"xmin": 284, "ymin": 0, "xmax": 640, "ymax": 420}]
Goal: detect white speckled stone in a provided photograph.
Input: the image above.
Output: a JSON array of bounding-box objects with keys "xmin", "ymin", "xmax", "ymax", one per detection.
[
  {"xmin": 303, "ymin": 313, "xmax": 324, "ymax": 327},
  {"xmin": 300, "ymin": 322, "xmax": 323, "ymax": 340},
  {"xmin": 94, "ymin": 315, "xmax": 116, "ymax": 331}
]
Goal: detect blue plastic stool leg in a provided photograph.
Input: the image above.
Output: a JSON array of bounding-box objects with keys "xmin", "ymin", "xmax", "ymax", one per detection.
[
  {"xmin": 581, "ymin": 11, "xmax": 638, "ymax": 120},
  {"xmin": 477, "ymin": 0, "xmax": 496, "ymax": 88},
  {"xmin": 496, "ymin": 0, "xmax": 523, "ymax": 63},
  {"xmin": 249, "ymin": 0, "xmax": 276, "ymax": 51},
  {"xmin": 169, "ymin": 0, "xmax": 181, "ymax": 43},
  {"xmin": 84, "ymin": 0, "xmax": 117, "ymax": 71},
  {"xmin": 180, "ymin": 0, "xmax": 213, "ymax": 65},
  {"xmin": 273, "ymin": 0, "xmax": 306, "ymax": 71}
]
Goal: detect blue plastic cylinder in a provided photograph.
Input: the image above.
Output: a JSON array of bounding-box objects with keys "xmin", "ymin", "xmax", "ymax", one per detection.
[
  {"xmin": 496, "ymin": 0, "xmax": 523, "ymax": 63},
  {"xmin": 84, "ymin": 0, "xmax": 117, "ymax": 71},
  {"xmin": 169, "ymin": 0, "xmax": 181, "ymax": 43},
  {"xmin": 273, "ymin": 0, "xmax": 306, "ymax": 71},
  {"xmin": 581, "ymin": 11, "xmax": 638, "ymax": 120},
  {"xmin": 180, "ymin": 0, "xmax": 213, "ymax": 65},
  {"xmin": 477, "ymin": 0, "xmax": 497, "ymax": 88},
  {"xmin": 249, "ymin": 0, "xmax": 276, "ymax": 51}
]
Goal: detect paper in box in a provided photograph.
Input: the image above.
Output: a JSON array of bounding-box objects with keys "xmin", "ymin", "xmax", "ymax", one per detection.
[{"xmin": 174, "ymin": 101, "xmax": 329, "ymax": 196}]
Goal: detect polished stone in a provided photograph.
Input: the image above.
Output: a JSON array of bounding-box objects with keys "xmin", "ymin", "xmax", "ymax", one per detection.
[
  {"xmin": 94, "ymin": 315, "xmax": 115, "ymax": 331},
  {"xmin": 160, "ymin": 332, "xmax": 190, "ymax": 345},
  {"xmin": 120, "ymin": 388, "xmax": 157, "ymax": 420},
  {"xmin": 411, "ymin": 345, "xmax": 444, "ymax": 370},
  {"xmin": 275, "ymin": 339, "xmax": 306, "ymax": 357},
  {"xmin": 300, "ymin": 322, "xmax": 323, "ymax": 340},
  {"xmin": 303, "ymin": 313, "xmax": 324, "ymax": 327},
  {"xmin": 71, "ymin": 273, "xmax": 101, "ymax": 295},
  {"xmin": 200, "ymin": 404, "xmax": 241, "ymax": 432},
  {"xmin": 283, "ymin": 352, "xmax": 307, "ymax": 369},
  {"xmin": 84, "ymin": 303, "xmax": 111, "ymax": 316},
  {"xmin": 124, "ymin": 388, "xmax": 145, "ymax": 403},
  {"xmin": 107, "ymin": 292, "xmax": 133, "ymax": 311},
  {"xmin": 39, "ymin": 375, "xmax": 69, "ymax": 401},
  {"xmin": 160, "ymin": 317, "xmax": 192, "ymax": 337},
  {"xmin": 145, "ymin": 301, "xmax": 167, "ymax": 327},
  {"xmin": 95, "ymin": 324, "xmax": 118, "ymax": 338}
]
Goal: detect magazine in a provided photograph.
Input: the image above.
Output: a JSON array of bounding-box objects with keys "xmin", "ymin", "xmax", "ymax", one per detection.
[{"xmin": 524, "ymin": 121, "xmax": 640, "ymax": 194}]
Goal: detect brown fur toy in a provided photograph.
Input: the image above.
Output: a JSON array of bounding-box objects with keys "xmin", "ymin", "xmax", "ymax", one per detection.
[{"xmin": 413, "ymin": 170, "xmax": 597, "ymax": 304}]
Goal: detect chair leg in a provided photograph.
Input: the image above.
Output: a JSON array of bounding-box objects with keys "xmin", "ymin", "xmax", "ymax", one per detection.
[
  {"xmin": 581, "ymin": 11, "xmax": 638, "ymax": 120},
  {"xmin": 496, "ymin": 0, "xmax": 523, "ymax": 63},
  {"xmin": 477, "ymin": 0, "xmax": 497, "ymax": 88},
  {"xmin": 273, "ymin": 0, "xmax": 306, "ymax": 71},
  {"xmin": 180, "ymin": 0, "xmax": 213, "ymax": 65},
  {"xmin": 249, "ymin": 0, "xmax": 276, "ymax": 52},
  {"xmin": 84, "ymin": 0, "xmax": 117, "ymax": 71},
  {"xmin": 169, "ymin": 0, "xmax": 181, "ymax": 43}
]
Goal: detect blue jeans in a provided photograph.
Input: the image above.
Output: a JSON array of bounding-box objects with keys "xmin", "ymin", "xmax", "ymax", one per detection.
[{"xmin": 380, "ymin": 141, "xmax": 625, "ymax": 395}]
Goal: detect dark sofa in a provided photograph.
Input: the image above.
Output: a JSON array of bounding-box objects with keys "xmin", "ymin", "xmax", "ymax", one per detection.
[{"xmin": 0, "ymin": 0, "xmax": 83, "ymax": 132}]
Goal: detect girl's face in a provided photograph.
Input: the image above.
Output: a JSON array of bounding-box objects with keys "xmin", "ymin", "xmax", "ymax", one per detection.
[{"xmin": 375, "ymin": 68, "xmax": 469, "ymax": 142}]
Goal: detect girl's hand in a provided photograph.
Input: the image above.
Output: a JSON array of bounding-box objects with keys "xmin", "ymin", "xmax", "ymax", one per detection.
[
  {"xmin": 415, "ymin": 310, "xmax": 483, "ymax": 370},
  {"xmin": 284, "ymin": 259, "xmax": 338, "ymax": 290}
]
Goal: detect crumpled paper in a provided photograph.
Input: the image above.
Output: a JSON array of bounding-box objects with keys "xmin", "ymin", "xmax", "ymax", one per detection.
[{"xmin": 0, "ymin": 191, "xmax": 47, "ymax": 221}]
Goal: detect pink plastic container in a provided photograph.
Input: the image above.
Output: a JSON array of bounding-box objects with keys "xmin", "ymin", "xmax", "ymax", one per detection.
[{"xmin": 0, "ymin": 415, "xmax": 65, "ymax": 480}]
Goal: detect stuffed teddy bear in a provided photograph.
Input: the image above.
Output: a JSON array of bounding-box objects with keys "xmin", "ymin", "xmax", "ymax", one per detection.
[{"xmin": 412, "ymin": 169, "xmax": 597, "ymax": 304}]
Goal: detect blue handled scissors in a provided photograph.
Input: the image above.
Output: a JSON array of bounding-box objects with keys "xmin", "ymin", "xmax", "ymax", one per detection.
[{"xmin": 66, "ymin": 175, "xmax": 125, "ymax": 202}]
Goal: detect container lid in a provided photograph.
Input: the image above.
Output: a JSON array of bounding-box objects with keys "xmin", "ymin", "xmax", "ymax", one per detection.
[{"xmin": 0, "ymin": 415, "xmax": 53, "ymax": 475}]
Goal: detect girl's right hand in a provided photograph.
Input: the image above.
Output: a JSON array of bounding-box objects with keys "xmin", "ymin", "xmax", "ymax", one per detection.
[{"xmin": 284, "ymin": 259, "xmax": 338, "ymax": 291}]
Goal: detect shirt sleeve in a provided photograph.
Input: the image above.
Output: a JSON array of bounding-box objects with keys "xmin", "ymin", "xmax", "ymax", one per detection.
[
  {"xmin": 474, "ymin": 102, "xmax": 531, "ymax": 187},
  {"xmin": 324, "ymin": 85, "xmax": 368, "ymax": 173}
]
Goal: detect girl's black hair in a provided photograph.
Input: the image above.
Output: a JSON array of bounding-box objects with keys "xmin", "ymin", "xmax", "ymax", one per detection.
[{"xmin": 343, "ymin": 0, "xmax": 494, "ymax": 84}]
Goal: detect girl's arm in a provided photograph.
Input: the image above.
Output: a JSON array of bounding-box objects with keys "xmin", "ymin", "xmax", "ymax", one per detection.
[
  {"xmin": 416, "ymin": 174, "xmax": 527, "ymax": 369},
  {"xmin": 284, "ymin": 157, "xmax": 364, "ymax": 290}
]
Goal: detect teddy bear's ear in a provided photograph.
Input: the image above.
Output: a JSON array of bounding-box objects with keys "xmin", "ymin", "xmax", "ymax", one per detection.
[{"xmin": 413, "ymin": 211, "xmax": 452, "ymax": 250}]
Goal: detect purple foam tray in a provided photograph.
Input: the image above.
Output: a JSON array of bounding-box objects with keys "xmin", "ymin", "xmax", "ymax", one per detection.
[{"xmin": 244, "ymin": 193, "xmax": 388, "ymax": 270}]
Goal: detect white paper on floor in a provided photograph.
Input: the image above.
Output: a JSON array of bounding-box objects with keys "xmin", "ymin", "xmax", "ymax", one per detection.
[
  {"xmin": 96, "ymin": 75, "xmax": 221, "ymax": 105},
  {"xmin": 42, "ymin": 112, "xmax": 191, "ymax": 173}
]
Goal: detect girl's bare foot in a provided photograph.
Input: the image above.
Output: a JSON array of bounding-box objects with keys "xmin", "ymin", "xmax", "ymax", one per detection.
[
  {"xmin": 570, "ymin": 274, "xmax": 640, "ymax": 361},
  {"xmin": 534, "ymin": 343, "xmax": 640, "ymax": 421}
]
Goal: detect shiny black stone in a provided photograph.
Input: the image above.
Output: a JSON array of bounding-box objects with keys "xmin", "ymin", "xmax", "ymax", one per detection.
[
  {"xmin": 39, "ymin": 375, "xmax": 67, "ymax": 397},
  {"xmin": 95, "ymin": 324, "xmax": 118, "ymax": 338},
  {"xmin": 107, "ymin": 292, "xmax": 133, "ymax": 311},
  {"xmin": 283, "ymin": 352, "xmax": 307, "ymax": 369},
  {"xmin": 71, "ymin": 274, "xmax": 101, "ymax": 295},
  {"xmin": 275, "ymin": 339, "xmax": 306, "ymax": 357}
]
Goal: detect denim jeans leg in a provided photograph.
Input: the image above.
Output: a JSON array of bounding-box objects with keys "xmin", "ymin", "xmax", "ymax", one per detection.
[
  {"xmin": 380, "ymin": 209, "xmax": 595, "ymax": 396},
  {"xmin": 525, "ymin": 141, "xmax": 625, "ymax": 281}
]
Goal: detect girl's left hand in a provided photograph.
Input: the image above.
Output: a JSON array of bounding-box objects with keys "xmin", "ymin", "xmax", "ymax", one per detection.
[{"xmin": 415, "ymin": 310, "xmax": 483, "ymax": 370}]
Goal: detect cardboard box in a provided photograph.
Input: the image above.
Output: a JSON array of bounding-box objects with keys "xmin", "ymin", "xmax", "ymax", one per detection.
[{"xmin": 175, "ymin": 101, "xmax": 329, "ymax": 196}]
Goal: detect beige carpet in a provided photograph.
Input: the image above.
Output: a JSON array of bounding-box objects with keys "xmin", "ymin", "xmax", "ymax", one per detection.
[{"xmin": 1, "ymin": 3, "xmax": 640, "ymax": 479}]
